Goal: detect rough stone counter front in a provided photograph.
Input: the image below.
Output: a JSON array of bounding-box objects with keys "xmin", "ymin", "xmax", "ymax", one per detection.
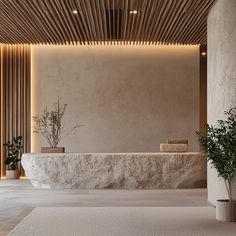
[{"xmin": 22, "ymin": 153, "xmax": 207, "ymax": 189}]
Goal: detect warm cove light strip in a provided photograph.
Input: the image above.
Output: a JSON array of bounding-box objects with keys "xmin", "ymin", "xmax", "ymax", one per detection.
[
  {"xmin": 31, "ymin": 45, "xmax": 33, "ymax": 153},
  {"xmin": 28, "ymin": 41, "xmax": 201, "ymax": 46}
]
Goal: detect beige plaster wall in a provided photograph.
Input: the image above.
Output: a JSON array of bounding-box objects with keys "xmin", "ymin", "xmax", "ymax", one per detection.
[
  {"xmin": 207, "ymin": 0, "xmax": 236, "ymax": 205},
  {"xmin": 31, "ymin": 45, "xmax": 199, "ymax": 153}
]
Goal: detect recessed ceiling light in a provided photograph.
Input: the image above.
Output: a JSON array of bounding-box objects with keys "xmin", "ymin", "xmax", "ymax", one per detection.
[
  {"xmin": 130, "ymin": 10, "xmax": 138, "ymax": 14},
  {"xmin": 201, "ymin": 52, "xmax": 206, "ymax": 56},
  {"xmin": 73, "ymin": 10, "xmax": 78, "ymax": 14}
]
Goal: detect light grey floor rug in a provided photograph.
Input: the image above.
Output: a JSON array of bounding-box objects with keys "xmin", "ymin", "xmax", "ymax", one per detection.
[{"xmin": 8, "ymin": 207, "xmax": 236, "ymax": 236}]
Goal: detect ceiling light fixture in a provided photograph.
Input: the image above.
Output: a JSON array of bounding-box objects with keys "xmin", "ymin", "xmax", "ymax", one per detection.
[
  {"xmin": 73, "ymin": 10, "xmax": 78, "ymax": 14},
  {"xmin": 130, "ymin": 10, "xmax": 138, "ymax": 14},
  {"xmin": 201, "ymin": 52, "xmax": 206, "ymax": 56}
]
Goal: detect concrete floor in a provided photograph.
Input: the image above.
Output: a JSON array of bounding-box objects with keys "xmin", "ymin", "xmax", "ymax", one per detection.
[{"xmin": 0, "ymin": 179, "xmax": 210, "ymax": 235}]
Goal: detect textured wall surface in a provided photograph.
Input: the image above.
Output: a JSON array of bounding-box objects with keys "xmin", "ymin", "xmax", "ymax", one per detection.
[
  {"xmin": 31, "ymin": 45, "xmax": 199, "ymax": 153},
  {"xmin": 22, "ymin": 153, "xmax": 207, "ymax": 189},
  {"xmin": 207, "ymin": 0, "xmax": 236, "ymax": 205}
]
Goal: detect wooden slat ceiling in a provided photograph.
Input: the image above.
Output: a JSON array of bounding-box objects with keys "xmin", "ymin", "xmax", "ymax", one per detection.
[{"xmin": 0, "ymin": 0, "xmax": 216, "ymax": 45}]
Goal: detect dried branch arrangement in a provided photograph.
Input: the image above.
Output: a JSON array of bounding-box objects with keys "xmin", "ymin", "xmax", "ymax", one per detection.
[{"xmin": 33, "ymin": 99, "xmax": 80, "ymax": 148}]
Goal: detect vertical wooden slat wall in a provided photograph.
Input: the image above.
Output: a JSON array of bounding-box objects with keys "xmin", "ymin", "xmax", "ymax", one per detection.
[{"xmin": 0, "ymin": 45, "xmax": 31, "ymax": 177}]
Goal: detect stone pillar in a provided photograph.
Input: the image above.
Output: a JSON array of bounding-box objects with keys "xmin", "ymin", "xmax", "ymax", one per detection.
[{"xmin": 207, "ymin": 0, "xmax": 236, "ymax": 205}]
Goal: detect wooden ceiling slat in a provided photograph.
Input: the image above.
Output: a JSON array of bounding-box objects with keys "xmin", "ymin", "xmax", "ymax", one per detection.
[
  {"xmin": 0, "ymin": 17, "xmax": 22, "ymax": 44},
  {"xmin": 127, "ymin": 2, "xmax": 136, "ymax": 43},
  {"xmin": 196, "ymin": 29, "xmax": 208, "ymax": 45},
  {"xmin": 188, "ymin": 18, "xmax": 208, "ymax": 44},
  {"xmin": 174, "ymin": 0, "xmax": 205, "ymax": 44},
  {"xmin": 147, "ymin": 0, "xmax": 165, "ymax": 44},
  {"xmin": 70, "ymin": 1, "xmax": 87, "ymax": 44},
  {"xmin": 152, "ymin": 0, "xmax": 170, "ymax": 44},
  {"xmin": 178, "ymin": 1, "xmax": 208, "ymax": 44},
  {"xmin": 100, "ymin": 0, "xmax": 108, "ymax": 43},
  {"xmin": 74, "ymin": 0, "xmax": 92, "ymax": 44},
  {"xmin": 39, "ymin": 0, "xmax": 65, "ymax": 44},
  {"xmin": 121, "ymin": 0, "xmax": 128, "ymax": 43},
  {"xmin": 135, "ymin": 0, "xmax": 149, "ymax": 44},
  {"xmin": 160, "ymin": 0, "xmax": 185, "ymax": 44},
  {"xmin": 126, "ymin": 0, "xmax": 133, "ymax": 44},
  {"xmin": 112, "ymin": 0, "xmax": 116, "ymax": 44},
  {"xmin": 91, "ymin": 0, "xmax": 103, "ymax": 42},
  {"xmin": 106, "ymin": 0, "xmax": 112, "ymax": 43},
  {"xmin": 66, "ymin": 1, "xmax": 84, "ymax": 44},
  {"xmin": 132, "ymin": 0, "xmax": 147, "ymax": 43},
  {"xmin": 164, "ymin": 0, "xmax": 189, "ymax": 44},
  {"xmin": 142, "ymin": 0, "xmax": 156, "ymax": 44},
  {"xmin": 186, "ymin": 17, "xmax": 206, "ymax": 44},
  {"xmin": 132, "ymin": 0, "xmax": 143, "ymax": 43},
  {"xmin": 27, "ymin": 0, "xmax": 58, "ymax": 44},
  {"xmin": 115, "ymin": 0, "xmax": 121, "ymax": 44},
  {"xmin": 0, "ymin": 0, "xmax": 216, "ymax": 45},
  {"xmin": 171, "ymin": 1, "xmax": 201, "ymax": 44},
  {"xmin": 3, "ymin": 1, "xmax": 40, "ymax": 44},
  {"xmin": 0, "ymin": 2, "xmax": 30, "ymax": 44},
  {"xmin": 84, "ymin": 0, "xmax": 98, "ymax": 44},
  {"xmin": 52, "ymin": 0, "xmax": 76, "ymax": 42},
  {"xmin": 185, "ymin": 0, "xmax": 215, "ymax": 44},
  {"xmin": 18, "ymin": 1, "xmax": 49, "ymax": 44},
  {"xmin": 66, "ymin": 0, "xmax": 85, "ymax": 44},
  {"xmin": 159, "ymin": 0, "xmax": 181, "ymax": 44},
  {"xmin": 21, "ymin": 1, "xmax": 52, "ymax": 44},
  {"xmin": 146, "ymin": 0, "xmax": 162, "ymax": 44},
  {"xmin": 64, "ymin": 0, "xmax": 82, "ymax": 43},
  {"xmin": 44, "ymin": 0, "xmax": 70, "ymax": 44},
  {"xmin": 0, "ymin": 4, "xmax": 29, "ymax": 44}
]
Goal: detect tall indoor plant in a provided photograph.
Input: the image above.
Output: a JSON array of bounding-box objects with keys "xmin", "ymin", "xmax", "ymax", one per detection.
[
  {"xmin": 33, "ymin": 99, "xmax": 79, "ymax": 153},
  {"xmin": 4, "ymin": 136, "xmax": 23, "ymax": 179},
  {"xmin": 196, "ymin": 108, "xmax": 236, "ymax": 221}
]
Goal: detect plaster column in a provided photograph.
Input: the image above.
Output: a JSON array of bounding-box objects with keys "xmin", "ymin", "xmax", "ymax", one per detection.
[{"xmin": 207, "ymin": 0, "xmax": 236, "ymax": 205}]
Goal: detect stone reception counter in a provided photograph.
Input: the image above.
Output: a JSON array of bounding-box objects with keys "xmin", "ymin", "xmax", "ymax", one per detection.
[{"xmin": 22, "ymin": 152, "xmax": 206, "ymax": 189}]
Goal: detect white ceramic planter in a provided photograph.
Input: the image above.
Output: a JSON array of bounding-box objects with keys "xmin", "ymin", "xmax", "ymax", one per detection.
[
  {"xmin": 216, "ymin": 200, "xmax": 236, "ymax": 222},
  {"xmin": 6, "ymin": 170, "xmax": 20, "ymax": 179}
]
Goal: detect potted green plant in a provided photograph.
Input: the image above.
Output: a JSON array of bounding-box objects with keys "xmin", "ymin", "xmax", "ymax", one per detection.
[
  {"xmin": 33, "ymin": 99, "xmax": 80, "ymax": 153},
  {"xmin": 196, "ymin": 108, "xmax": 236, "ymax": 222},
  {"xmin": 4, "ymin": 136, "xmax": 23, "ymax": 179}
]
